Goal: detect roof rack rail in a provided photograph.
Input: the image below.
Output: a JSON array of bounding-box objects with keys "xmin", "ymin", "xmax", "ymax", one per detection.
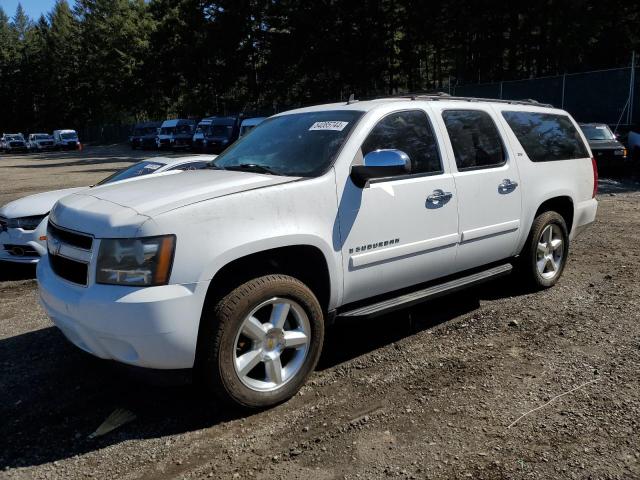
[{"xmin": 372, "ymin": 91, "xmax": 554, "ymax": 108}]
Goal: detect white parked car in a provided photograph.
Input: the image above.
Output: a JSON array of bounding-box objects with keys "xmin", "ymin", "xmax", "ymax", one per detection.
[
  {"xmin": 1, "ymin": 156, "xmax": 214, "ymax": 264},
  {"xmin": 38, "ymin": 96, "xmax": 598, "ymax": 409},
  {"xmin": 28, "ymin": 133, "xmax": 56, "ymax": 152},
  {"xmin": 53, "ymin": 129, "xmax": 80, "ymax": 150}
]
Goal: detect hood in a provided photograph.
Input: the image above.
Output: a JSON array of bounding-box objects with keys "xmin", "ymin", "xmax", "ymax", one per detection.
[
  {"xmin": 587, "ymin": 139, "xmax": 624, "ymax": 150},
  {"xmin": 0, "ymin": 187, "xmax": 87, "ymax": 219},
  {"xmin": 50, "ymin": 170, "xmax": 299, "ymax": 237}
]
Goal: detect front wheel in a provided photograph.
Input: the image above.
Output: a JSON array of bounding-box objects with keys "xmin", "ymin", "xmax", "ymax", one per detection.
[
  {"xmin": 520, "ymin": 211, "xmax": 569, "ymax": 288},
  {"xmin": 198, "ymin": 274, "xmax": 324, "ymax": 409}
]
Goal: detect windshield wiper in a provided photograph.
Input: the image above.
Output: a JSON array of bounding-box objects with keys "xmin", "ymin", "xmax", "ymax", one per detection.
[{"xmin": 225, "ymin": 164, "xmax": 278, "ymax": 175}]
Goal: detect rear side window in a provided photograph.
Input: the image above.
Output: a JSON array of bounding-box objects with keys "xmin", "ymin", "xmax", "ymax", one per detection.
[
  {"xmin": 362, "ymin": 110, "xmax": 442, "ymax": 175},
  {"xmin": 442, "ymin": 110, "xmax": 505, "ymax": 170},
  {"xmin": 502, "ymin": 111, "xmax": 589, "ymax": 162}
]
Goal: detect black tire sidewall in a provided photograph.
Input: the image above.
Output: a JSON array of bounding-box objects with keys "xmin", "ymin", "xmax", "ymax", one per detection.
[
  {"xmin": 525, "ymin": 211, "xmax": 569, "ymax": 288},
  {"xmin": 200, "ymin": 275, "xmax": 324, "ymax": 409}
]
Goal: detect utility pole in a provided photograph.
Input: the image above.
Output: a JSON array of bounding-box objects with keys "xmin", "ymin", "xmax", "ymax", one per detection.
[{"xmin": 629, "ymin": 51, "xmax": 636, "ymax": 125}]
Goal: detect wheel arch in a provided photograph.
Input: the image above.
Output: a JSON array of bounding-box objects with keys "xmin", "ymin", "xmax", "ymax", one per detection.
[{"xmin": 534, "ymin": 195, "xmax": 575, "ymax": 234}]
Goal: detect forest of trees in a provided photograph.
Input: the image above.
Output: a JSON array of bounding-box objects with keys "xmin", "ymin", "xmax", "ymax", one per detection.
[{"xmin": 0, "ymin": 0, "xmax": 638, "ymax": 132}]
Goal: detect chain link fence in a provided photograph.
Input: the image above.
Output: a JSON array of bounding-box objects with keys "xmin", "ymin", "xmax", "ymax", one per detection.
[{"xmin": 453, "ymin": 65, "xmax": 639, "ymax": 128}]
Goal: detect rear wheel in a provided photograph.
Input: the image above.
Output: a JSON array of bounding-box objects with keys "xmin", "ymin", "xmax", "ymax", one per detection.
[
  {"xmin": 520, "ymin": 211, "xmax": 569, "ymax": 288},
  {"xmin": 198, "ymin": 274, "xmax": 324, "ymax": 409}
]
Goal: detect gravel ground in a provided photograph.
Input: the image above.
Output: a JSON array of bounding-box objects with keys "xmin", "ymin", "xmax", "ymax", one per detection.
[{"xmin": 1, "ymin": 147, "xmax": 639, "ymax": 479}]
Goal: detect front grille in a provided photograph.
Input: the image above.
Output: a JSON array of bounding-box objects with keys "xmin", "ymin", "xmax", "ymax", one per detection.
[
  {"xmin": 9, "ymin": 141, "xmax": 25, "ymax": 147},
  {"xmin": 50, "ymin": 253, "xmax": 88, "ymax": 285},
  {"xmin": 3, "ymin": 244, "xmax": 39, "ymax": 257},
  {"xmin": 48, "ymin": 222, "xmax": 93, "ymax": 250}
]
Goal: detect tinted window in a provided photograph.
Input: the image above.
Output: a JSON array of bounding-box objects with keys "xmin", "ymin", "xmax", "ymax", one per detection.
[
  {"xmin": 96, "ymin": 161, "xmax": 165, "ymax": 185},
  {"xmin": 213, "ymin": 110, "xmax": 363, "ymax": 177},
  {"xmin": 442, "ymin": 110, "xmax": 505, "ymax": 170},
  {"xmin": 362, "ymin": 110, "xmax": 441, "ymax": 174},
  {"xmin": 502, "ymin": 111, "xmax": 589, "ymax": 161}
]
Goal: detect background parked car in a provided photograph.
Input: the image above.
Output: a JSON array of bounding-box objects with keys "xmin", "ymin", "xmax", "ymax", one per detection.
[
  {"xmin": 130, "ymin": 121, "xmax": 162, "ymax": 149},
  {"xmin": 579, "ymin": 123, "xmax": 627, "ymax": 173},
  {"xmin": 1, "ymin": 133, "xmax": 28, "ymax": 153},
  {"xmin": 53, "ymin": 129, "xmax": 80, "ymax": 150},
  {"xmin": 239, "ymin": 117, "xmax": 267, "ymax": 137},
  {"xmin": 157, "ymin": 119, "xmax": 197, "ymax": 149},
  {"xmin": 192, "ymin": 115, "xmax": 240, "ymax": 153},
  {"xmin": 0, "ymin": 155, "xmax": 215, "ymax": 264},
  {"xmin": 27, "ymin": 133, "xmax": 56, "ymax": 152}
]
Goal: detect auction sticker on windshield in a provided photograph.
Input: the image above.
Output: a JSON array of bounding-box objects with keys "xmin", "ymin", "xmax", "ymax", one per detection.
[{"xmin": 309, "ymin": 121, "xmax": 349, "ymax": 131}]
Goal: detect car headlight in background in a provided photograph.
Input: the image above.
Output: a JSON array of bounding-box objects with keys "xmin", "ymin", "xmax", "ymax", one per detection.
[
  {"xmin": 96, "ymin": 235, "xmax": 176, "ymax": 286},
  {"xmin": 7, "ymin": 215, "xmax": 47, "ymax": 231}
]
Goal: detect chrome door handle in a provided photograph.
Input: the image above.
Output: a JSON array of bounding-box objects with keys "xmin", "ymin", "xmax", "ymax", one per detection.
[
  {"xmin": 426, "ymin": 189, "xmax": 453, "ymax": 205},
  {"xmin": 498, "ymin": 178, "xmax": 518, "ymax": 193}
]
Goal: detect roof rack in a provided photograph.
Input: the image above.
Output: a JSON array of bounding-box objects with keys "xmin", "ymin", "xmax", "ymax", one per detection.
[{"xmin": 372, "ymin": 91, "xmax": 554, "ymax": 108}]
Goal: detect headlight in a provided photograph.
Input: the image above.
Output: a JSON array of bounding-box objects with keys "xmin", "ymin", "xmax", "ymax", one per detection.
[
  {"xmin": 96, "ymin": 235, "xmax": 176, "ymax": 286},
  {"xmin": 7, "ymin": 215, "xmax": 47, "ymax": 230}
]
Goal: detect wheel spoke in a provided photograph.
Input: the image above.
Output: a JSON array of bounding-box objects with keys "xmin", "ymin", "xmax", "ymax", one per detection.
[
  {"xmin": 242, "ymin": 316, "xmax": 266, "ymax": 341},
  {"xmin": 550, "ymin": 238, "xmax": 562, "ymax": 251},
  {"xmin": 537, "ymin": 242, "xmax": 547, "ymax": 255},
  {"xmin": 236, "ymin": 349, "xmax": 263, "ymax": 376},
  {"xmin": 537, "ymin": 258, "xmax": 547, "ymax": 274},
  {"xmin": 549, "ymin": 257, "xmax": 558, "ymax": 272},
  {"xmin": 270, "ymin": 302, "xmax": 290, "ymax": 329},
  {"xmin": 283, "ymin": 330, "xmax": 308, "ymax": 348},
  {"xmin": 545, "ymin": 226, "xmax": 553, "ymax": 244},
  {"xmin": 264, "ymin": 356, "xmax": 283, "ymax": 385}
]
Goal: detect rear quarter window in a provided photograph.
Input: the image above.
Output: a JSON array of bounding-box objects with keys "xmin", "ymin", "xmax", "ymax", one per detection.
[{"xmin": 502, "ymin": 111, "xmax": 589, "ymax": 162}]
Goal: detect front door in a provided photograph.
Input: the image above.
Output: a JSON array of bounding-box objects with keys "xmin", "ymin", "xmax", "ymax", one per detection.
[
  {"xmin": 433, "ymin": 106, "xmax": 522, "ymax": 271},
  {"xmin": 338, "ymin": 109, "xmax": 460, "ymax": 305}
]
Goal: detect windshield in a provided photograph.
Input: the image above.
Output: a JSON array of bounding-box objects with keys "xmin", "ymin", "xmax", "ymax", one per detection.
[
  {"xmin": 34, "ymin": 134, "xmax": 52, "ymax": 140},
  {"xmin": 61, "ymin": 132, "xmax": 77, "ymax": 139},
  {"xmin": 581, "ymin": 125, "xmax": 615, "ymax": 141},
  {"xmin": 7, "ymin": 134, "xmax": 23, "ymax": 140},
  {"xmin": 176, "ymin": 124, "xmax": 193, "ymax": 134},
  {"xmin": 212, "ymin": 110, "xmax": 364, "ymax": 177},
  {"xmin": 210, "ymin": 124, "xmax": 233, "ymax": 138},
  {"xmin": 95, "ymin": 161, "xmax": 165, "ymax": 186},
  {"xmin": 160, "ymin": 127, "xmax": 176, "ymax": 135}
]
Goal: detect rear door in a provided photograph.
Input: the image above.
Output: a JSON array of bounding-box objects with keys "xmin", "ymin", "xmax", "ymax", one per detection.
[{"xmin": 431, "ymin": 105, "xmax": 522, "ymax": 271}]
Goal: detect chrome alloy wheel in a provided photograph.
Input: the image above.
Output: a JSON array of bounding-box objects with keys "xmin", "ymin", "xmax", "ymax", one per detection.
[
  {"xmin": 233, "ymin": 297, "xmax": 311, "ymax": 392},
  {"xmin": 536, "ymin": 224, "xmax": 564, "ymax": 279}
]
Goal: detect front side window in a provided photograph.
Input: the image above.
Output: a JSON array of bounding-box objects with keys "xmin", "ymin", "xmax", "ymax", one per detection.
[
  {"xmin": 361, "ymin": 110, "xmax": 442, "ymax": 174},
  {"xmin": 442, "ymin": 110, "xmax": 505, "ymax": 171},
  {"xmin": 213, "ymin": 110, "xmax": 364, "ymax": 177},
  {"xmin": 502, "ymin": 111, "xmax": 589, "ymax": 162},
  {"xmin": 96, "ymin": 161, "xmax": 165, "ymax": 186}
]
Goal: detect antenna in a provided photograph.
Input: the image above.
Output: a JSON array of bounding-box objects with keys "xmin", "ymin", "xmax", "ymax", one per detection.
[{"xmin": 347, "ymin": 93, "xmax": 358, "ymax": 105}]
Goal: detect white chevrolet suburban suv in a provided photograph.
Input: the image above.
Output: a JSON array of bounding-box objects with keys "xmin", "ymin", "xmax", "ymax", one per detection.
[{"xmin": 38, "ymin": 95, "xmax": 598, "ymax": 409}]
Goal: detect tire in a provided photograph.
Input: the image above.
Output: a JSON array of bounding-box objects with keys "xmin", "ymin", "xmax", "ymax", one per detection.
[
  {"xmin": 198, "ymin": 274, "xmax": 324, "ymax": 409},
  {"xmin": 520, "ymin": 211, "xmax": 569, "ymax": 289}
]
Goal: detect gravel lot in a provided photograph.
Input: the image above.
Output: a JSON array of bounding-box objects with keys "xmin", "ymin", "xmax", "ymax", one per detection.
[{"xmin": 1, "ymin": 147, "xmax": 639, "ymax": 479}]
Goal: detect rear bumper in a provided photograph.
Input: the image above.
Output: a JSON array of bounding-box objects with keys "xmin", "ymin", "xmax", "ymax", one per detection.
[
  {"xmin": 37, "ymin": 256, "xmax": 209, "ymax": 369},
  {"xmin": 571, "ymin": 198, "xmax": 598, "ymax": 240}
]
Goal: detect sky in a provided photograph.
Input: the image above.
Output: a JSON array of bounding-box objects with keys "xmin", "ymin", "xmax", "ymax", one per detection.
[{"xmin": 1, "ymin": 0, "xmax": 60, "ymax": 20}]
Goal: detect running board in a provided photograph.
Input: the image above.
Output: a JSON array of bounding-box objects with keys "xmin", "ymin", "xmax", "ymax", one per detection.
[{"xmin": 338, "ymin": 263, "xmax": 513, "ymax": 319}]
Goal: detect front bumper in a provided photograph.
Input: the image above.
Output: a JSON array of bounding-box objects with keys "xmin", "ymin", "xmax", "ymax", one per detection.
[
  {"xmin": 37, "ymin": 256, "xmax": 208, "ymax": 369},
  {"xmin": 0, "ymin": 228, "xmax": 46, "ymax": 263}
]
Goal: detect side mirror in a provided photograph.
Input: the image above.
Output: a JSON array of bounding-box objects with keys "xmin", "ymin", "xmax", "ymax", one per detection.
[{"xmin": 350, "ymin": 149, "xmax": 411, "ymax": 188}]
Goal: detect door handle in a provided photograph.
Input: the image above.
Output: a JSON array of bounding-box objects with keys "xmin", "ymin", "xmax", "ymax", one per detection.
[
  {"xmin": 426, "ymin": 189, "xmax": 453, "ymax": 206},
  {"xmin": 498, "ymin": 178, "xmax": 518, "ymax": 194}
]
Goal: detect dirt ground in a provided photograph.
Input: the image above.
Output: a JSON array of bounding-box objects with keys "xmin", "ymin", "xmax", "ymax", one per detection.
[{"xmin": 1, "ymin": 146, "xmax": 639, "ymax": 479}]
